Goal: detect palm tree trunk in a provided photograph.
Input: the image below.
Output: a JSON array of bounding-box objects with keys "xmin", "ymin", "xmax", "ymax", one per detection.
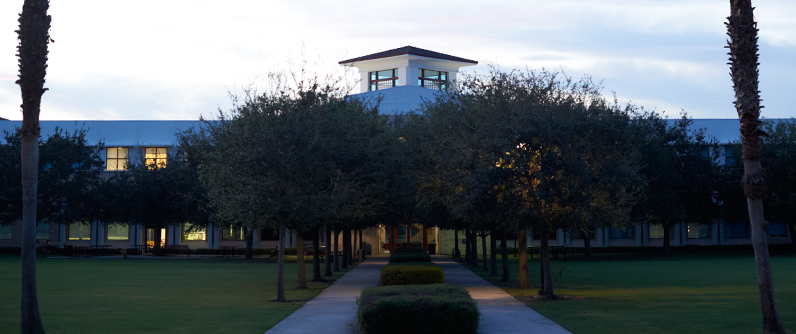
[
  {"xmin": 17, "ymin": 0, "xmax": 51, "ymax": 332},
  {"xmin": 727, "ymin": 1, "xmax": 786, "ymax": 332},
  {"xmin": 276, "ymin": 222, "xmax": 286, "ymax": 302},
  {"xmin": 296, "ymin": 231, "xmax": 308, "ymax": 290},
  {"xmin": 517, "ymin": 228, "xmax": 528, "ymax": 289},
  {"xmin": 501, "ymin": 228, "xmax": 509, "ymax": 282}
]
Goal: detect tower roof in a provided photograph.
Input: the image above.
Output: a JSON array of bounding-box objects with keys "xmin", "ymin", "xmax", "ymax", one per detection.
[{"xmin": 339, "ymin": 46, "xmax": 477, "ymax": 65}]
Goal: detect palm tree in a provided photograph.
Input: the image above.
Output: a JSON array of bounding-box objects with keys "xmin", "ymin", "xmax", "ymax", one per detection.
[
  {"xmin": 16, "ymin": 0, "xmax": 51, "ymax": 333},
  {"xmin": 726, "ymin": 1, "xmax": 786, "ymax": 333}
]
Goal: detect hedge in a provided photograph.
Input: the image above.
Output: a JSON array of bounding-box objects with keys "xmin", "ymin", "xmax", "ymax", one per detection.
[
  {"xmin": 380, "ymin": 262, "xmax": 444, "ymax": 286},
  {"xmin": 392, "ymin": 247, "xmax": 425, "ymax": 253},
  {"xmin": 389, "ymin": 252, "xmax": 431, "ymax": 263},
  {"xmin": 358, "ymin": 284, "xmax": 479, "ymax": 334}
]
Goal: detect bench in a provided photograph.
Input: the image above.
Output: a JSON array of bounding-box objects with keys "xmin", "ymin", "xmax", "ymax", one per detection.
[
  {"xmin": 165, "ymin": 245, "xmax": 191, "ymax": 257},
  {"xmin": 550, "ymin": 246, "xmax": 572, "ymax": 260}
]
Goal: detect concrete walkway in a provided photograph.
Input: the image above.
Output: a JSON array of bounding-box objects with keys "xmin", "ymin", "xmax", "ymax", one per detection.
[
  {"xmin": 264, "ymin": 256, "xmax": 388, "ymax": 334},
  {"xmin": 433, "ymin": 256, "xmax": 571, "ymax": 334},
  {"xmin": 265, "ymin": 255, "xmax": 570, "ymax": 334}
]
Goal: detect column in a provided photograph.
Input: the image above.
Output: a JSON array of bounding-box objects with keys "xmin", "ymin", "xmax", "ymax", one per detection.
[
  {"xmin": 719, "ymin": 222, "xmax": 725, "ymax": 245},
  {"xmin": 712, "ymin": 223, "xmax": 720, "ymax": 245},
  {"xmin": 59, "ymin": 224, "xmax": 66, "ymax": 243},
  {"xmin": 635, "ymin": 225, "xmax": 642, "ymax": 247}
]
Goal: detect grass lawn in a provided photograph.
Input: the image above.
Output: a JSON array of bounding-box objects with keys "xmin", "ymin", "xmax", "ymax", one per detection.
[
  {"xmin": 0, "ymin": 254, "xmax": 352, "ymax": 334},
  {"xmin": 464, "ymin": 251, "xmax": 796, "ymax": 334}
]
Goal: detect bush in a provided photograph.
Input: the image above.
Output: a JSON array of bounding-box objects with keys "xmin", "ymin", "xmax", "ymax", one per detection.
[
  {"xmin": 389, "ymin": 252, "xmax": 430, "ymax": 263},
  {"xmin": 358, "ymin": 284, "xmax": 479, "ymax": 334},
  {"xmin": 380, "ymin": 262, "xmax": 444, "ymax": 286},
  {"xmin": 393, "ymin": 247, "xmax": 425, "ymax": 253},
  {"xmin": 0, "ymin": 247, "xmax": 21, "ymax": 254}
]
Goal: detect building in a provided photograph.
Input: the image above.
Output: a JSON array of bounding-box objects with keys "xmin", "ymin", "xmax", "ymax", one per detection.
[{"xmin": 0, "ymin": 46, "xmax": 791, "ymax": 254}]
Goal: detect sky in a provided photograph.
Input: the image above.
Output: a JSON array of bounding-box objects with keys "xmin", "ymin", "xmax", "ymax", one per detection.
[{"xmin": 0, "ymin": 0, "xmax": 794, "ymax": 121}]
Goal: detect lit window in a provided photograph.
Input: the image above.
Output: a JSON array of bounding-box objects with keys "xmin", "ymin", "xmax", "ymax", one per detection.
[
  {"xmin": 36, "ymin": 223, "xmax": 50, "ymax": 240},
  {"xmin": 610, "ymin": 227, "xmax": 633, "ymax": 239},
  {"xmin": 0, "ymin": 225, "xmax": 11, "ymax": 240},
  {"xmin": 183, "ymin": 223, "xmax": 206, "ymax": 241},
  {"xmin": 106, "ymin": 224, "xmax": 129, "ymax": 241},
  {"xmin": 687, "ymin": 224, "xmax": 710, "ymax": 239},
  {"xmin": 145, "ymin": 147, "xmax": 167, "ymax": 169},
  {"xmin": 368, "ymin": 69, "xmax": 398, "ymax": 91},
  {"xmin": 418, "ymin": 69, "xmax": 448, "ymax": 91},
  {"xmin": 724, "ymin": 221, "xmax": 748, "ymax": 238},
  {"xmin": 68, "ymin": 223, "xmax": 91, "ymax": 241},
  {"xmin": 106, "ymin": 147, "xmax": 129, "ymax": 171},
  {"xmin": 222, "ymin": 225, "xmax": 245, "ymax": 241}
]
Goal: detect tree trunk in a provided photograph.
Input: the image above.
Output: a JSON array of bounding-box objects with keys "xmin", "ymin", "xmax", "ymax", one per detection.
[
  {"xmin": 324, "ymin": 226, "xmax": 332, "ymax": 277},
  {"xmin": 471, "ymin": 229, "xmax": 479, "ymax": 268},
  {"xmin": 518, "ymin": 228, "xmax": 528, "ymax": 289},
  {"xmin": 276, "ymin": 222, "xmax": 286, "ymax": 302},
  {"xmin": 727, "ymin": 2, "xmax": 786, "ymax": 331},
  {"xmin": 333, "ymin": 228, "xmax": 340, "ymax": 272},
  {"xmin": 353, "ymin": 229, "xmax": 358, "ymax": 262},
  {"xmin": 454, "ymin": 229, "xmax": 460, "ymax": 258},
  {"xmin": 583, "ymin": 229, "xmax": 592, "ymax": 258},
  {"xmin": 312, "ymin": 227, "xmax": 324, "ymax": 282},
  {"xmin": 490, "ymin": 228, "xmax": 498, "ymax": 276},
  {"xmin": 244, "ymin": 226, "xmax": 253, "ymax": 259},
  {"xmin": 540, "ymin": 231, "xmax": 554, "ymax": 299},
  {"xmin": 481, "ymin": 230, "xmax": 488, "ymax": 272},
  {"xmin": 341, "ymin": 228, "xmax": 349, "ymax": 269},
  {"xmin": 296, "ymin": 231, "xmax": 308, "ymax": 290},
  {"xmin": 348, "ymin": 229, "xmax": 354, "ymax": 266},
  {"xmin": 463, "ymin": 229, "xmax": 470, "ymax": 264},
  {"xmin": 788, "ymin": 222, "xmax": 796, "ymax": 251},
  {"xmin": 662, "ymin": 223, "xmax": 672, "ymax": 254},
  {"xmin": 17, "ymin": 0, "xmax": 50, "ymax": 330},
  {"xmin": 501, "ymin": 228, "xmax": 509, "ymax": 282}
]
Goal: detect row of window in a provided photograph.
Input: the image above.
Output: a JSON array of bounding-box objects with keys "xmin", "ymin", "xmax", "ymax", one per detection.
[
  {"xmin": 533, "ymin": 222, "xmax": 789, "ymax": 241},
  {"xmin": 105, "ymin": 147, "xmax": 168, "ymax": 171},
  {"xmin": 0, "ymin": 223, "xmax": 260, "ymax": 242},
  {"xmin": 367, "ymin": 68, "xmax": 449, "ymax": 92}
]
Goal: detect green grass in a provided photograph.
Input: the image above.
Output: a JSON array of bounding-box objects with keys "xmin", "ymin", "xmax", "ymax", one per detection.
[
  {"xmin": 464, "ymin": 251, "xmax": 796, "ymax": 334},
  {"xmin": 0, "ymin": 254, "xmax": 352, "ymax": 334}
]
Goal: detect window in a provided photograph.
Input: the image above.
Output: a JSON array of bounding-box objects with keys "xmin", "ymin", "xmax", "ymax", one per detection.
[
  {"xmin": 106, "ymin": 224, "xmax": 129, "ymax": 241},
  {"xmin": 648, "ymin": 224, "xmax": 673, "ymax": 239},
  {"xmin": 368, "ymin": 69, "xmax": 398, "ymax": 91},
  {"xmin": 106, "ymin": 147, "xmax": 129, "ymax": 170},
  {"xmin": 222, "ymin": 225, "xmax": 245, "ymax": 241},
  {"xmin": 0, "ymin": 225, "xmax": 11, "ymax": 240},
  {"xmin": 260, "ymin": 228, "xmax": 279, "ymax": 241},
  {"xmin": 36, "ymin": 223, "xmax": 50, "ymax": 240},
  {"xmin": 610, "ymin": 227, "xmax": 633, "ymax": 239},
  {"xmin": 724, "ymin": 221, "xmax": 748, "ymax": 238},
  {"xmin": 766, "ymin": 222, "xmax": 788, "ymax": 237},
  {"xmin": 68, "ymin": 223, "xmax": 91, "ymax": 241},
  {"xmin": 145, "ymin": 147, "xmax": 167, "ymax": 169},
  {"xmin": 687, "ymin": 224, "xmax": 711, "ymax": 239},
  {"xmin": 724, "ymin": 145, "xmax": 740, "ymax": 167},
  {"xmin": 418, "ymin": 69, "xmax": 448, "ymax": 91},
  {"xmin": 183, "ymin": 223, "xmax": 206, "ymax": 241}
]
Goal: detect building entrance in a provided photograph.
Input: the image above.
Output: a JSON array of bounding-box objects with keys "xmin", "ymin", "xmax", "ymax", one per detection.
[{"xmin": 378, "ymin": 224, "xmax": 438, "ymax": 254}]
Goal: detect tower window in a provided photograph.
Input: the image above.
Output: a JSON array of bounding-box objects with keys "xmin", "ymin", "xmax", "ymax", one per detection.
[
  {"xmin": 418, "ymin": 69, "xmax": 448, "ymax": 91},
  {"xmin": 368, "ymin": 69, "xmax": 398, "ymax": 91}
]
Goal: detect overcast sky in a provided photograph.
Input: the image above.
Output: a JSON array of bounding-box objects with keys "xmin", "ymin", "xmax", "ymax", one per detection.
[{"xmin": 0, "ymin": 0, "xmax": 794, "ymax": 121}]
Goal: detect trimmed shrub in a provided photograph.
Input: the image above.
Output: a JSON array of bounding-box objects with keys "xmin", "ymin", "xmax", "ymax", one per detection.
[
  {"xmin": 358, "ymin": 284, "xmax": 479, "ymax": 334},
  {"xmin": 380, "ymin": 262, "xmax": 444, "ymax": 286},
  {"xmin": 389, "ymin": 252, "xmax": 430, "ymax": 263}
]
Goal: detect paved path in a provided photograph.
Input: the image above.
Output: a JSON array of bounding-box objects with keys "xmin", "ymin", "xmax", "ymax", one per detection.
[
  {"xmin": 264, "ymin": 256, "xmax": 388, "ymax": 334},
  {"xmin": 433, "ymin": 256, "xmax": 572, "ymax": 334},
  {"xmin": 265, "ymin": 255, "xmax": 570, "ymax": 334}
]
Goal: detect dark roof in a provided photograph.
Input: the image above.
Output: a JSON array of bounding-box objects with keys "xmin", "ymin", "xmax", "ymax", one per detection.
[{"xmin": 339, "ymin": 46, "xmax": 478, "ymax": 65}]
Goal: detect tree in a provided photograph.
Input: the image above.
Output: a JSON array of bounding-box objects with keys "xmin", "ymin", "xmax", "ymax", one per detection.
[
  {"xmin": 762, "ymin": 119, "xmax": 796, "ymax": 250},
  {"xmin": 727, "ymin": 1, "xmax": 786, "ymax": 332},
  {"xmin": 632, "ymin": 115, "xmax": 722, "ymax": 254},
  {"xmin": 16, "ymin": 0, "xmax": 51, "ymax": 331}
]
